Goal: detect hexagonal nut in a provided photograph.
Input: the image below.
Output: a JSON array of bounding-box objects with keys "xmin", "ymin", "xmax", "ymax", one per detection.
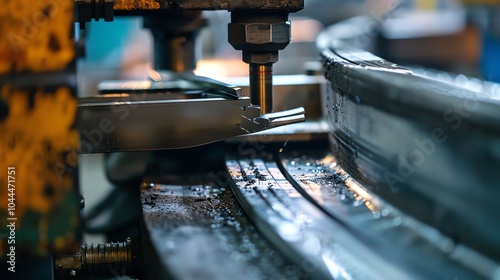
[
  {"xmin": 228, "ymin": 21, "xmax": 291, "ymax": 51},
  {"xmin": 243, "ymin": 52, "xmax": 279, "ymax": 64}
]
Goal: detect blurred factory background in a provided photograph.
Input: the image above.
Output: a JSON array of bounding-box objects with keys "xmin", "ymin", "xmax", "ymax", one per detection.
[{"xmin": 78, "ymin": 0, "xmax": 499, "ymax": 86}]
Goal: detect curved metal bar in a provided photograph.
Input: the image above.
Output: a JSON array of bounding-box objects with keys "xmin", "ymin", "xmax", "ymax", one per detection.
[
  {"xmin": 318, "ymin": 16, "xmax": 500, "ymax": 262},
  {"xmin": 277, "ymin": 147, "xmax": 492, "ymax": 279},
  {"xmin": 226, "ymin": 151, "xmax": 413, "ymax": 280},
  {"xmin": 138, "ymin": 144, "xmax": 308, "ymax": 279}
]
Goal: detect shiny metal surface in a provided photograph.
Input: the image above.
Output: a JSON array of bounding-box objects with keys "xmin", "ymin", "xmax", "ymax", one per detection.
[
  {"xmin": 228, "ymin": 10, "xmax": 292, "ymax": 116},
  {"xmin": 318, "ymin": 16, "xmax": 500, "ymax": 262},
  {"xmin": 78, "ymin": 95, "xmax": 304, "ymax": 153},
  {"xmin": 227, "ymin": 153, "xmax": 401, "ymax": 280},
  {"xmin": 139, "ymin": 146, "xmax": 308, "ymax": 280},
  {"xmin": 97, "ymin": 70, "xmax": 242, "ymax": 97},
  {"xmin": 78, "ymin": 71, "xmax": 304, "ymax": 153},
  {"xmin": 135, "ymin": 141, "xmax": 495, "ymax": 279},
  {"xmin": 250, "ymin": 64, "xmax": 273, "ymax": 114},
  {"xmin": 222, "ymin": 74, "xmax": 325, "ymax": 120},
  {"xmin": 225, "ymin": 143, "xmax": 496, "ymax": 279},
  {"xmin": 279, "ymin": 148, "xmax": 493, "ymax": 279}
]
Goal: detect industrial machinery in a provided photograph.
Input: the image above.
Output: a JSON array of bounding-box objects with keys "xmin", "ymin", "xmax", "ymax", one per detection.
[{"xmin": 1, "ymin": 0, "xmax": 500, "ymax": 279}]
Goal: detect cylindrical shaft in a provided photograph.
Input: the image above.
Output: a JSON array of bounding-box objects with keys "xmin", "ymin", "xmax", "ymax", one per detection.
[
  {"xmin": 153, "ymin": 33, "xmax": 197, "ymax": 72},
  {"xmin": 249, "ymin": 64, "xmax": 273, "ymax": 114},
  {"xmin": 144, "ymin": 12, "xmax": 205, "ymax": 72}
]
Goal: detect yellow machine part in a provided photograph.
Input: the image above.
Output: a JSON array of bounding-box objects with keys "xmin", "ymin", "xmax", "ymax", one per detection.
[
  {"xmin": 0, "ymin": 0, "xmax": 75, "ymax": 74},
  {"xmin": 114, "ymin": 0, "xmax": 160, "ymax": 10},
  {"xmin": 0, "ymin": 0, "xmax": 79, "ymax": 256}
]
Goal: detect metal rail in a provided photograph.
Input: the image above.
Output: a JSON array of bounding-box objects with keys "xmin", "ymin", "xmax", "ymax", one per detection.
[
  {"xmin": 278, "ymin": 146, "xmax": 494, "ymax": 279},
  {"xmin": 138, "ymin": 145, "xmax": 307, "ymax": 279},
  {"xmin": 225, "ymin": 143, "xmax": 494, "ymax": 279},
  {"xmin": 227, "ymin": 150, "xmax": 407, "ymax": 280}
]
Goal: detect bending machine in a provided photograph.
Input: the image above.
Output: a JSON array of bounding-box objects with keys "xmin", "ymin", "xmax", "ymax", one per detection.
[{"xmin": 1, "ymin": 0, "xmax": 500, "ymax": 279}]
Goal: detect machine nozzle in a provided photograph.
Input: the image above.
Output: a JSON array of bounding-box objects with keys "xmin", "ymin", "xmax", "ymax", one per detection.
[{"xmin": 228, "ymin": 11, "xmax": 291, "ymax": 115}]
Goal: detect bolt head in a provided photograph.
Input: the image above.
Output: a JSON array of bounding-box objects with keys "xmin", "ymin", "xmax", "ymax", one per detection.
[{"xmin": 228, "ymin": 21, "xmax": 291, "ymax": 52}]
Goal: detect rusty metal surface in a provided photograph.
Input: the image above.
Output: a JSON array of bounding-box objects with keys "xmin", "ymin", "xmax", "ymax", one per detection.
[
  {"xmin": 0, "ymin": 0, "xmax": 79, "ymax": 257},
  {"xmin": 114, "ymin": 0, "xmax": 160, "ymax": 11},
  {"xmin": 114, "ymin": 0, "xmax": 304, "ymax": 11},
  {"xmin": 54, "ymin": 238, "xmax": 139, "ymax": 279},
  {"xmin": 0, "ymin": 0, "xmax": 75, "ymax": 74}
]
